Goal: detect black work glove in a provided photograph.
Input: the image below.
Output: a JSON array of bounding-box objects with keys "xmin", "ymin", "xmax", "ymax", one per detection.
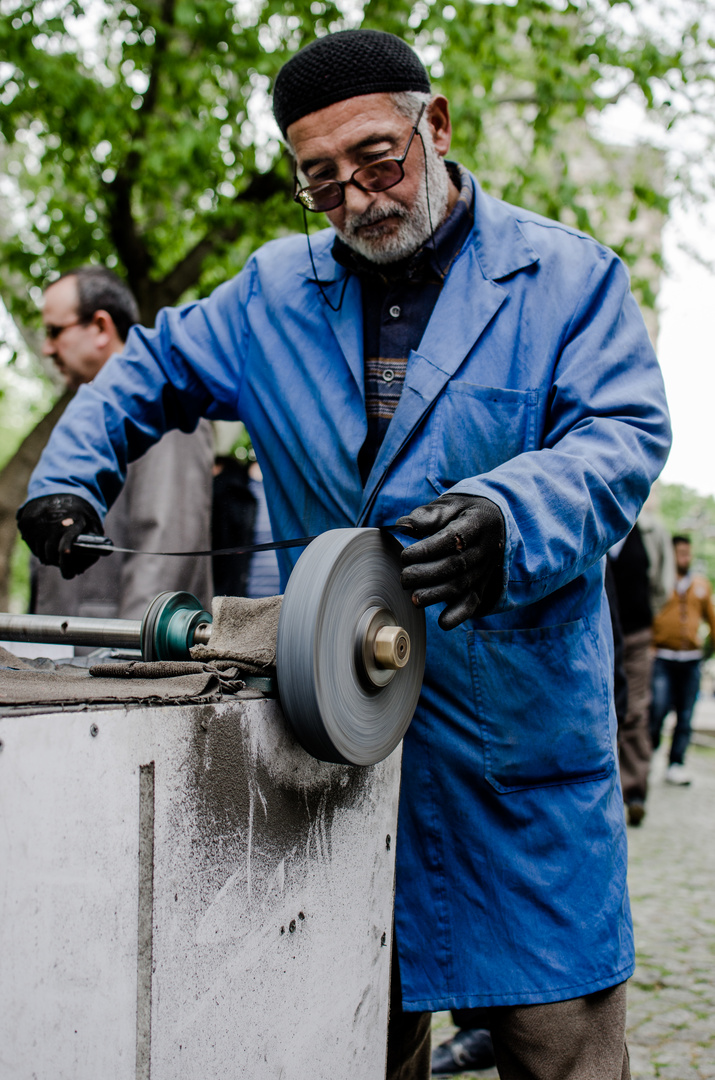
[
  {"xmin": 17, "ymin": 493, "xmax": 105, "ymax": 580},
  {"xmin": 396, "ymin": 493, "xmax": 505, "ymax": 630}
]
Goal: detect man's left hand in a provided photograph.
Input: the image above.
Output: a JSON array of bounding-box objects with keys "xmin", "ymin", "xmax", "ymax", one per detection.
[{"xmin": 396, "ymin": 494, "xmax": 505, "ymax": 630}]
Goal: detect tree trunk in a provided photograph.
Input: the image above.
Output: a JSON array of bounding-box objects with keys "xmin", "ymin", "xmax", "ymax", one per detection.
[{"xmin": 0, "ymin": 390, "xmax": 73, "ymax": 610}]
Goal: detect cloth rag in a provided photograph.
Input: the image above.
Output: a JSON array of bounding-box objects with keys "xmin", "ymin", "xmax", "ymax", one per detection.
[
  {"xmin": 0, "ymin": 645, "xmax": 32, "ymax": 670},
  {"xmin": 190, "ymin": 594, "xmax": 282, "ymax": 674},
  {"xmin": 0, "ymin": 655, "xmax": 238, "ymax": 708},
  {"xmin": 0, "ymin": 665, "xmax": 220, "ymax": 707},
  {"xmin": 90, "ymin": 660, "xmax": 247, "ymax": 694}
]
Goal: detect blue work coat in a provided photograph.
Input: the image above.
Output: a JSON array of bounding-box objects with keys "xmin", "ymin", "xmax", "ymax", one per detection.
[{"xmin": 28, "ymin": 174, "xmax": 671, "ymax": 1009}]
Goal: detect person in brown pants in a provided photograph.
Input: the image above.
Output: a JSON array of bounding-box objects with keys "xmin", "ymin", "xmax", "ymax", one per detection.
[
  {"xmin": 650, "ymin": 534, "xmax": 715, "ymax": 784},
  {"xmin": 609, "ymin": 509, "xmax": 674, "ymax": 825},
  {"xmin": 388, "ymin": 945, "xmax": 630, "ymax": 1080}
]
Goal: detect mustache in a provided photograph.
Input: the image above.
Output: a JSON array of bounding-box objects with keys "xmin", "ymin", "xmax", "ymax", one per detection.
[{"xmin": 343, "ymin": 200, "xmax": 409, "ymax": 236}]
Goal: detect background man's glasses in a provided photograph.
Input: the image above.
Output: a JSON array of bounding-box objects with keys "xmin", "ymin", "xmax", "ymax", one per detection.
[
  {"xmin": 45, "ymin": 320, "xmax": 84, "ymax": 340},
  {"xmin": 294, "ymin": 102, "xmax": 426, "ymax": 214}
]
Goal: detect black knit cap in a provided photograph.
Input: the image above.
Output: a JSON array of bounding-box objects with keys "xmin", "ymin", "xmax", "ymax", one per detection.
[{"xmin": 272, "ymin": 29, "xmax": 431, "ymax": 137}]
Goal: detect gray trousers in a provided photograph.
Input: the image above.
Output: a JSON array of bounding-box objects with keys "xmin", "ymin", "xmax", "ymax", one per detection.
[
  {"xmin": 618, "ymin": 627, "xmax": 655, "ymax": 804},
  {"xmin": 387, "ymin": 978, "xmax": 630, "ymax": 1080}
]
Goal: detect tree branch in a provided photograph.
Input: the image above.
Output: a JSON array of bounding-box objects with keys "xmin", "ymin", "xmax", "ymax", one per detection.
[
  {"xmin": 105, "ymin": 157, "xmax": 155, "ymax": 319},
  {"xmin": 151, "ymin": 169, "xmax": 290, "ymax": 311},
  {"xmin": 139, "ymin": 0, "xmax": 176, "ymax": 121},
  {"xmin": 102, "ymin": 0, "xmax": 178, "ymax": 318},
  {"xmin": 492, "ymin": 77, "xmax": 635, "ymax": 109}
]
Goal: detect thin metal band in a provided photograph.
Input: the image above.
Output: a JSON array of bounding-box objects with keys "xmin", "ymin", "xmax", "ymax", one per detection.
[
  {"xmin": 73, "ymin": 534, "xmax": 320, "ymax": 558},
  {"xmin": 73, "ymin": 525, "xmax": 406, "ymax": 560}
]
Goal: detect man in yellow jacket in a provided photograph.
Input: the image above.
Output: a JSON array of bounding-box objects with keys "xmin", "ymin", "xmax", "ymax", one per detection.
[{"xmin": 650, "ymin": 535, "xmax": 715, "ymax": 784}]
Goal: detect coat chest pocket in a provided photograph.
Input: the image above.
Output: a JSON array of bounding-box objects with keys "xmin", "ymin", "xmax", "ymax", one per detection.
[
  {"xmin": 427, "ymin": 382, "xmax": 538, "ymax": 494},
  {"xmin": 469, "ymin": 619, "xmax": 614, "ymax": 793}
]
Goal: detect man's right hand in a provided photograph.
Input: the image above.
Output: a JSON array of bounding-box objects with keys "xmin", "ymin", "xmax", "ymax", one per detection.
[{"xmin": 17, "ymin": 494, "xmax": 105, "ymax": 579}]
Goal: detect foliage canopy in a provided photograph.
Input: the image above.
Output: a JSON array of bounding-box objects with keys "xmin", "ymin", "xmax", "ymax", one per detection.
[
  {"xmin": 1, "ymin": 0, "xmax": 713, "ymax": 329},
  {"xmin": 0, "ymin": 0, "xmax": 714, "ymax": 609},
  {"xmin": 660, "ymin": 482, "xmax": 715, "ymax": 589}
]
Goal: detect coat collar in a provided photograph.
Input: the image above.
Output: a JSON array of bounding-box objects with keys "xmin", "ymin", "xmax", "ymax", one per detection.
[
  {"xmin": 468, "ymin": 175, "xmax": 540, "ymax": 281},
  {"xmin": 291, "ymin": 229, "xmax": 361, "ymax": 395},
  {"xmin": 292, "ymin": 174, "xmax": 541, "ymax": 520},
  {"xmin": 294, "ymin": 172, "xmax": 540, "ymax": 285}
]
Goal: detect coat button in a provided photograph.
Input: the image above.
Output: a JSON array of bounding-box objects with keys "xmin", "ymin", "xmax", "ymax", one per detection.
[
  {"xmin": 389, "ymin": 305, "xmax": 401, "ymax": 318},
  {"xmin": 383, "ymin": 369, "xmax": 395, "ymax": 383}
]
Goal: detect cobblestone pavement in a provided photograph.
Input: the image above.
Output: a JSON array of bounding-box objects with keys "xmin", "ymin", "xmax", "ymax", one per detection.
[
  {"xmin": 431, "ymin": 726, "xmax": 715, "ymax": 1079},
  {"xmin": 626, "ymin": 741, "xmax": 715, "ymax": 1079}
]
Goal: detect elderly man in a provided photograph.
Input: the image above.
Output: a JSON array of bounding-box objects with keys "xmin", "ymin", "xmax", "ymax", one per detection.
[
  {"xmin": 32, "ymin": 266, "xmax": 213, "ymax": 618},
  {"xmin": 18, "ymin": 31, "xmax": 670, "ymax": 1080}
]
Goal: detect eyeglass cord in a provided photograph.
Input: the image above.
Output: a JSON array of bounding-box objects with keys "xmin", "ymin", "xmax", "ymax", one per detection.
[
  {"xmin": 302, "ymin": 204, "xmax": 352, "ymax": 313},
  {"xmin": 418, "ymin": 129, "xmax": 446, "ymax": 280}
]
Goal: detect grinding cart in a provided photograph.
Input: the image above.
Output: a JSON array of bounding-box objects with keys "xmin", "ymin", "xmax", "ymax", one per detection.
[{"xmin": 0, "ymin": 529, "xmax": 425, "ymax": 1080}]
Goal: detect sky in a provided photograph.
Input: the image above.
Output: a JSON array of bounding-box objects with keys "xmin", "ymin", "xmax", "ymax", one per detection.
[
  {"xmin": 594, "ymin": 55, "xmax": 715, "ymax": 499},
  {"xmin": 656, "ymin": 205, "xmax": 715, "ymax": 497}
]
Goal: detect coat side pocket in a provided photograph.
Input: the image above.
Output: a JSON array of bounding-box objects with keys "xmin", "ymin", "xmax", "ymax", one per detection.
[{"xmin": 469, "ymin": 619, "xmax": 614, "ymax": 793}]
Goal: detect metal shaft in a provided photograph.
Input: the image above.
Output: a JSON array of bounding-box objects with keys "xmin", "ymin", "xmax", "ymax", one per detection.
[
  {"xmin": 193, "ymin": 623, "xmax": 212, "ymax": 646},
  {"xmin": 0, "ymin": 612, "xmax": 141, "ymax": 651}
]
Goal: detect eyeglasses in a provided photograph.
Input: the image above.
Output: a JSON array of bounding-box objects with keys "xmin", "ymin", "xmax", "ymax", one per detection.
[
  {"xmin": 294, "ymin": 103, "xmax": 426, "ymax": 214},
  {"xmin": 44, "ymin": 319, "xmax": 84, "ymax": 340}
]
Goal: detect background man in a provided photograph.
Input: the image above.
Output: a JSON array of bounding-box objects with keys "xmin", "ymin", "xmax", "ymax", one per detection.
[
  {"xmin": 609, "ymin": 504, "xmax": 674, "ymax": 824},
  {"xmin": 34, "ymin": 267, "xmax": 213, "ymax": 620},
  {"xmin": 211, "ymin": 422, "xmax": 281, "ymax": 599},
  {"xmin": 650, "ymin": 534, "xmax": 715, "ymax": 785},
  {"xmin": 18, "ymin": 31, "xmax": 670, "ymax": 1080}
]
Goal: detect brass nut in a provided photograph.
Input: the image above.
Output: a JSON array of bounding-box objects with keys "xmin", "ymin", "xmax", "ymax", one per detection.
[{"xmin": 374, "ymin": 626, "xmax": 410, "ymax": 670}]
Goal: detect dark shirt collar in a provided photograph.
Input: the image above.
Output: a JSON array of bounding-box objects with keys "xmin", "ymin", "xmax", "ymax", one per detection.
[{"xmin": 332, "ymin": 162, "xmax": 474, "ymax": 283}]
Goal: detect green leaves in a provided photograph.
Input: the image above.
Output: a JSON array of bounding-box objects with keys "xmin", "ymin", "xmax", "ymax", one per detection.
[
  {"xmin": 661, "ymin": 482, "xmax": 715, "ymax": 589},
  {"xmin": 0, "ymin": 0, "xmax": 294, "ymax": 322},
  {"xmin": 0, "ymin": 0, "xmax": 712, "ymax": 328}
]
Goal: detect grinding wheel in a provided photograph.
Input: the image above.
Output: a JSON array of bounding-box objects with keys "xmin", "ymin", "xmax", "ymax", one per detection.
[{"xmin": 277, "ymin": 528, "xmax": 426, "ymax": 766}]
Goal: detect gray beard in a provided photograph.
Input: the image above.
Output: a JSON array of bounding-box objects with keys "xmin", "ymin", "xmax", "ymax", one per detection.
[{"xmin": 333, "ymin": 135, "xmax": 451, "ymax": 265}]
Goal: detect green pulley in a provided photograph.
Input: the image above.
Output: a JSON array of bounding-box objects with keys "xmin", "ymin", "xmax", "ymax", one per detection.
[{"xmin": 140, "ymin": 591, "xmax": 213, "ymax": 662}]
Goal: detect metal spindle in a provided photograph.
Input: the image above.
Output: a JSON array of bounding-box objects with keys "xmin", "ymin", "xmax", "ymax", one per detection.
[
  {"xmin": 0, "ymin": 592, "xmax": 213, "ymax": 661},
  {"xmin": 0, "ymin": 612, "xmax": 141, "ymax": 651}
]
